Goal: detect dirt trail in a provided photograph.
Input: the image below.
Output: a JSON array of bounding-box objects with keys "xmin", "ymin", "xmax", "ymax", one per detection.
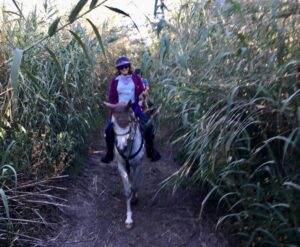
[{"xmin": 43, "ymin": 137, "xmax": 235, "ymax": 247}]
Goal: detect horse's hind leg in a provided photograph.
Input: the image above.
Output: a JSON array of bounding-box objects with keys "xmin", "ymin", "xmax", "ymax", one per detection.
[
  {"xmin": 131, "ymin": 163, "xmax": 142, "ymax": 205},
  {"xmin": 131, "ymin": 189, "xmax": 138, "ymax": 205},
  {"xmin": 117, "ymin": 162, "xmax": 133, "ymax": 229}
]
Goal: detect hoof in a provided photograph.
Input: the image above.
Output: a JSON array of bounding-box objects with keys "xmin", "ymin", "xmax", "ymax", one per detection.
[{"xmin": 125, "ymin": 223, "xmax": 134, "ymax": 229}]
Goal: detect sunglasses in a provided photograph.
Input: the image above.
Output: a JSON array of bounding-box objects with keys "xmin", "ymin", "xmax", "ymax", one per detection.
[{"xmin": 118, "ymin": 65, "xmax": 130, "ymax": 70}]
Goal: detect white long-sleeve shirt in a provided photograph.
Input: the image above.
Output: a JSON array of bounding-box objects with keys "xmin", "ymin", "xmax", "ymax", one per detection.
[{"xmin": 116, "ymin": 74, "xmax": 135, "ymax": 103}]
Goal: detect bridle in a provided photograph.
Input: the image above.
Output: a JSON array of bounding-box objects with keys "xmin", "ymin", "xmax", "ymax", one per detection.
[
  {"xmin": 113, "ymin": 115, "xmax": 144, "ymax": 172},
  {"xmin": 114, "ymin": 125, "xmax": 132, "ymax": 137}
]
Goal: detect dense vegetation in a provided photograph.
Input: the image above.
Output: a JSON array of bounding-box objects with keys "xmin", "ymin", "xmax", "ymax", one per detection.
[
  {"xmin": 148, "ymin": 1, "xmax": 300, "ymax": 246},
  {"xmin": 0, "ymin": 1, "xmax": 111, "ymax": 245},
  {"xmin": 1, "ymin": 0, "xmax": 300, "ymax": 246}
]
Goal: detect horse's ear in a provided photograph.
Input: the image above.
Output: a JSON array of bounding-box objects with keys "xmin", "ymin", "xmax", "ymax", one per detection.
[
  {"xmin": 103, "ymin": 101, "xmax": 116, "ymax": 109},
  {"xmin": 126, "ymin": 100, "xmax": 132, "ymax": 110}
]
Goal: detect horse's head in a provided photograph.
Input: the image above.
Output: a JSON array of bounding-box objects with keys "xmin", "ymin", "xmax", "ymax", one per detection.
[{"xmin": 104, "ymin": 101, "xmax": 135, "ymax": 152}]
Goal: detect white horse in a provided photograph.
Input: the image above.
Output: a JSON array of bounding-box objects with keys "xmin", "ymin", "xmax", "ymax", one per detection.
[{"xmin": 104, "ymin": 101, "xmax": 144, "ymax": 229}]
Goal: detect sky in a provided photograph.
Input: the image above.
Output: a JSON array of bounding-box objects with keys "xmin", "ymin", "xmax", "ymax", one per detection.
[{"xmin": 0, "ymin": 0, "xmax": 177, "ymax": 39}]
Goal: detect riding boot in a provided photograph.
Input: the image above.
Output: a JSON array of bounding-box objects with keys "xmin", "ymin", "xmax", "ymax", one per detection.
[
  {"xmin": 101, "ymin": 127, "xmax": 114, "ymax": 163},
  {"xmin": 144, "ymin": 127, "xmax": 161, "ymax": 162}
]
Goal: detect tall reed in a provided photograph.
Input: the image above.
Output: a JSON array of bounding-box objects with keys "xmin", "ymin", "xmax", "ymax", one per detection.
[
  {"xmin": 0, "ymin": 0, "xmax": 110, "ymax": 245},
  {"xmin": 149, "ymin": 0, "xmax": 300, "ymax": 245}
]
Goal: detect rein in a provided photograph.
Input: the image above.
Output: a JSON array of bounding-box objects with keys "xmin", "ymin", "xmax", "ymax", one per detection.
[{"xmin": 114, "ymin": 119, "xmax": 144, "ymax": 171}]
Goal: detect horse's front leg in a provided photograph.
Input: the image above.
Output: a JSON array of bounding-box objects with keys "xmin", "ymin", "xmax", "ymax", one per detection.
[{"xmin": 117, "ymin": 161, "xmax": 133, "ymax": 229}]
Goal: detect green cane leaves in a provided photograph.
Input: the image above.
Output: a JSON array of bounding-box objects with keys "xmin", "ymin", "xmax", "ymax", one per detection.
[
  {"xmin": 44, "ymin": 46, "xmax": 64, "ymax": 80},
  {"xmin": 11, "ymin": 48, "xmax": 23, "ymax": 99},
  {"xmin": 48, "ymin": 17, "xmax": 61, "ymax": 37},
  {"xmin": 69, "ymin": 30, "xmax": 92, "ymax": 65},
  {"xmin": 10, "ymin": 48, "xmax": 23, "ymax": 117},
  {"xmin": 90, "ymin": 0, "xmax": 99, "ymax": 10},
  {"xmin": 69, "ymin": 0, "xmax": 88, "ymax": 23},
  {"xmin": 105, "ymin": 5, "xmax": 130, "ymax": 17},
  {"xmin": 0, "ymin": 188, "xmax": 11, "ymax": 225},
  {"xmin": 105, "ymin": 5, "xmax": 140, "ymax": 33},
  {"xmin": 86, "ymin": 19, "xmax": 107, "ymax": 60}
]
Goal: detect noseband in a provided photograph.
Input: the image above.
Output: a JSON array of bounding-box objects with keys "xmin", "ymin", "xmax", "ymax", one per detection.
[{"xmin": 114, "ymin": 125, "xmax": 132, "ymax": 137}]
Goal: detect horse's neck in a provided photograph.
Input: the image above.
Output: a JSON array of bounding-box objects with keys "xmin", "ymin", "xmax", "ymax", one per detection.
[
  {"xmin": 131, "ymin": 125, "xmax": 142, "ymax": 152},
  {"xmin": 114, "ymin": 123, "xmax": 142, "ymax": 158}
]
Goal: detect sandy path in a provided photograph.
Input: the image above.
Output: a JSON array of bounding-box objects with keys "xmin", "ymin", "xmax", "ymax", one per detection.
[{"xmin": 43, "ymin": 137, "xmax": 234, "ymax": 247}]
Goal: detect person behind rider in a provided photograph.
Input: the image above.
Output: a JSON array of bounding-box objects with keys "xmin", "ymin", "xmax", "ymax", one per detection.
[
  {"xmin": 134, "ymin": 68, "xmax": 150, "ymax": 94},
  {"xmin": 101, "ymin": 56, "xmax": 161, "ymax": 163},
  {"xmin": 134, "ymin": 68, "xmax": 150, "ymax": 112}
]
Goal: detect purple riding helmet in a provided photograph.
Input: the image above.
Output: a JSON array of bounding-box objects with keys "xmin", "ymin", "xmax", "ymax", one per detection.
[{"xmin": 115, "ymin": 56, "xmax": 131, "ymax": 68}]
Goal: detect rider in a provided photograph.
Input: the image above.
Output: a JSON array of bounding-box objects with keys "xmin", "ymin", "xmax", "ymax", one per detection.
[{"xmin": 101, "ymin": 56, "xmax": 161, "ymax": 163}]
